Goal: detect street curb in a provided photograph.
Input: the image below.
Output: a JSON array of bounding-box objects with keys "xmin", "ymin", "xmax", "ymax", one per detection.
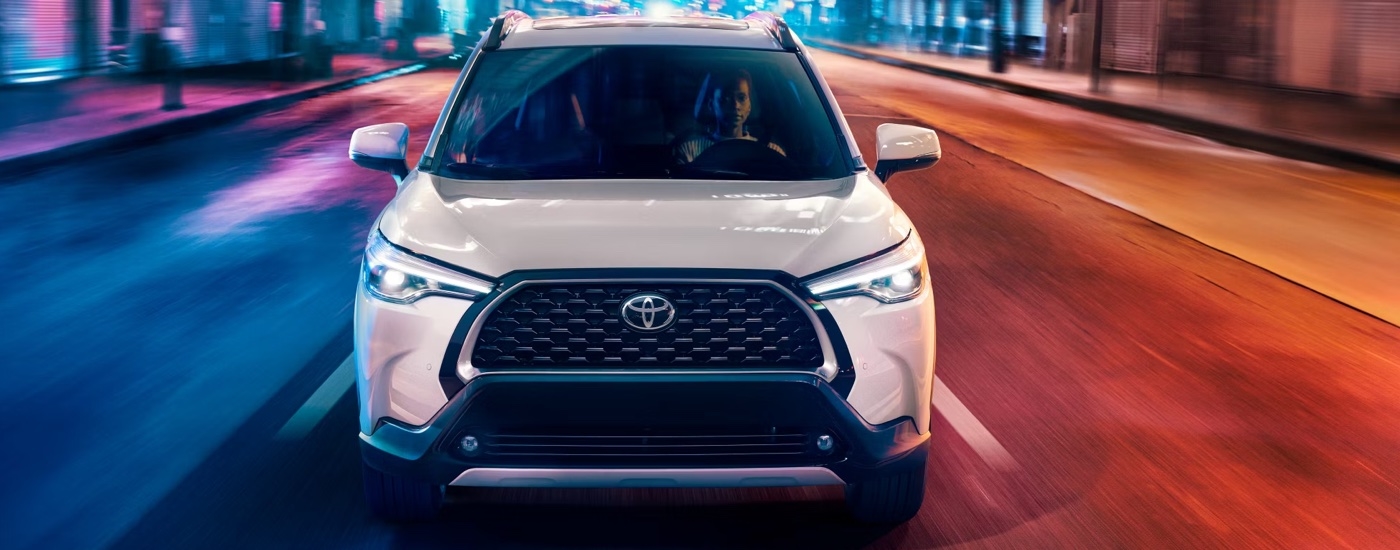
[
  {"xmin": 808, "ymin": 40, "xmax": 1400, "ymax": 176},
  {"xmin": 0, "ymin": 55, "xmax": 454, "ymax": 177}
]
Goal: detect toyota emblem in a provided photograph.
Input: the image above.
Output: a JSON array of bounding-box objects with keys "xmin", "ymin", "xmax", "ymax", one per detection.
[{"xmin": 620, "ymin": 293, "xmax": 677, "ymax": 332}]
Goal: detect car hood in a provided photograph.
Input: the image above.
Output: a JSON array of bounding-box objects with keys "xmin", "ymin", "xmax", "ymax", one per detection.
[{"xmin": 376, "ymin": 173, "xmax": 913, "ymax": 279}]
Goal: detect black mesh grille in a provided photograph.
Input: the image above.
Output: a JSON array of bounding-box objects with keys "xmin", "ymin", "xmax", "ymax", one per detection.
[
  {"xmin": 471, "ymin": 283, "xmax": 823, "ymax": 368},
  {"xmin": 463, "ymin": 427, "xmax": 844, "ymax": 467}
]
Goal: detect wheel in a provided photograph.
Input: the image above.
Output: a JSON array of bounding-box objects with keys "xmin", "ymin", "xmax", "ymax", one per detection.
[
  {"xmin": 844, "ymin": 448, "xmax": 928, "ymax": 524},
  {"xmin": 362, "ymin": 461, "xmax": 444, "ymax": 521}
]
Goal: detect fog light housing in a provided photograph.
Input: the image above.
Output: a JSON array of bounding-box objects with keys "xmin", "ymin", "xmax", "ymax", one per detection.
[
  {"xmin": 460, "ymin": 435, "xmax": 481, "ymax": 456},
  {"xmin": 816, "ymin": 434, "xmax": 834, "ymax": 453}
]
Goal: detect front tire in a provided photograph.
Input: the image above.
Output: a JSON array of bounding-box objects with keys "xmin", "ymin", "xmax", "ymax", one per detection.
[
  {"xmin": 844, "ymin": 448, "xmax": 928, "ymax": 524},
  {"xmin": 362, "ymin": 461, "xmax": 444, "ymax": 521}
]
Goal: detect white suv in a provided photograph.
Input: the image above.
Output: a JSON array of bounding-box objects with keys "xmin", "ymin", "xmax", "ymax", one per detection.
[{"xmin": 349, "ymin": 11, "xmax": 942, "ymax": 524}]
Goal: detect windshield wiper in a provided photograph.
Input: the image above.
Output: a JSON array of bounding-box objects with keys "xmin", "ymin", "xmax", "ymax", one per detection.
[
  {"xmin": 440, "ymin": 163, "xmax": 533, "ymax": 180},
  {"xmin": 442, "ymin": 163, "xmax": 649, "ymax": 180},
  {"xmin": 670, "ymin": 166, "xmax": 757, "ymax": 180}
]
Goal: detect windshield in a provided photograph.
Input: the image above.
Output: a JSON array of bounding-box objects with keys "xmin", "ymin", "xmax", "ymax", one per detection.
[{"xmin": 434, "ymin": 46, "xmax": 854, "ymax": 181}]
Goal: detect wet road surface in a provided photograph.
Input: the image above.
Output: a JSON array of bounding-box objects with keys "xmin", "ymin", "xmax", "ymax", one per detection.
[
  {"xmin": 806, "ymin": 50, "xmax": 1400, "ymax": 326},
  {"xmin": 3, "ymin": 56, "xmax": 1399, "ymax": 549}
]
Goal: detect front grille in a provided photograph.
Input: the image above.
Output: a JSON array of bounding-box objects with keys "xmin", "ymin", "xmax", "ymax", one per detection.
[
  {"xmin": 468, "ymin": 427, "xmax": 842, "ymax": 467},
  {"xmin": 470, "ymin": 283, "xmax": 823, "ymax": 368}
]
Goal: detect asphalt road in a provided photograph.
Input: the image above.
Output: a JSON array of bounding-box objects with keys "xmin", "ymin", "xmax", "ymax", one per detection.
[{"xmin": 3, "ymin": 56, "xmax": 1399, "ymax": 550}]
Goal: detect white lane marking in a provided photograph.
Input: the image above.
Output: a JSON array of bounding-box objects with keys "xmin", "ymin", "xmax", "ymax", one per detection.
[
  {"xmin": 275, "ymin": 354, "xmax": 356, "ymax": 441},
  {"xmin": 932, "ymin": 376, "xmax": 1019, "ymax": 471}
]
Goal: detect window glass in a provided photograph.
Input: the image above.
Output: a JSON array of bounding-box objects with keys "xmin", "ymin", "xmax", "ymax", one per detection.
[{"xmin": 437, "ymin": 46, "xmax": 853, "ymax": 181}]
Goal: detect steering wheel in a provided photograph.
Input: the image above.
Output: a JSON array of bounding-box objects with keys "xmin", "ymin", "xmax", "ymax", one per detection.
[{"xmin": 686, "ymin": 139, "xmax": 798, "ymax": 179}]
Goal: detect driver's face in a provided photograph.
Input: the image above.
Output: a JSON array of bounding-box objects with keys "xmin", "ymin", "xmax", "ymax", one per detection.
[{"xmin": 714, "ymin": 79, "xmax": 752, "ymax": 132}]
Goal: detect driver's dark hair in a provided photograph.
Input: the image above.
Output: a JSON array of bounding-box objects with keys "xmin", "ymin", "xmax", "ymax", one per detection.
[{"xmin": 716, "ymin": 69, "xmax": 754, "ymax": 91}]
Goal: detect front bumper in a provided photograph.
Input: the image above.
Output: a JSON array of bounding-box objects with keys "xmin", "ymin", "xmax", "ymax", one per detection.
[
  {"xmin": 355, "ymin": 271, "xmax": 936, "ymax": 438},
  {"xmin": 360, "ymin": 372, "xmax": 928, "ymax": 487}
]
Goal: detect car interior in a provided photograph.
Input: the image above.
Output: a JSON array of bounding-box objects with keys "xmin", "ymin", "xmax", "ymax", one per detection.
[{"xmin": 444, "ymin": 47, "xmax": 848, "ymax": 180}]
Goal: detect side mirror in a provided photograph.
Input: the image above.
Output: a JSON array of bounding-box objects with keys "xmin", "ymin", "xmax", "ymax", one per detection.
[
  {"xmin": 349, "ymin": 123, "xmax": 410, "ymax": 183},
  {"xmin": 873, "ymin": 123, "xmax": 941, "ymax": 183}
]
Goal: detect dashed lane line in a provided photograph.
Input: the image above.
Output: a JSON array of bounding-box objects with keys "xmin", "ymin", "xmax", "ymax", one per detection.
[
  {"xmin": 933, "ymin": 376, "xmax": 1020, "ymax": 471},
  {"xmin": 274, "ymin": 354, "xmax": 355, "ymax": 441}
]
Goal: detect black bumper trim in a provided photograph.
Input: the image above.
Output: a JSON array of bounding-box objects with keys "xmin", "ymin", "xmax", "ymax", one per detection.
[{"xmin": 362, "ymin": 372, "xmax": 926, "ymax": 486}]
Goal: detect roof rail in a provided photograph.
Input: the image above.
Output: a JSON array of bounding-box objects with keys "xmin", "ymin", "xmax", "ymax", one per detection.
[
  {"xmin": 743, "ymin": 12, "xmax": 799, "ymax": 51},
  {"xmin": 482, "ymin": 9, "xmax": 532, "ymax": 50}
]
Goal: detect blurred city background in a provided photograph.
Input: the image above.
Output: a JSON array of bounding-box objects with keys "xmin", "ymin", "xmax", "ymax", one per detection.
[
  {"xmin": 2, "ymin": 0, "xmax": 1398, "ymax": 99},
  {"xmin": 2, "ymin": 1, "xmax": 1399, "ymax": 549},
  {"xmin": 3, "ymin": 1, "xmax": 1397, "ymax": 159}
]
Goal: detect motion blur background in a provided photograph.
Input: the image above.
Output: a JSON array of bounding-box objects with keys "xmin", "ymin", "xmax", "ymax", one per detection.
[
  {"xmin": 1, "ymin": 0, "xmax": 1397, "ymax": 99},
  {"xmin": 2, "ymin": 1, "xmax": 1399, "ymax": 549}
]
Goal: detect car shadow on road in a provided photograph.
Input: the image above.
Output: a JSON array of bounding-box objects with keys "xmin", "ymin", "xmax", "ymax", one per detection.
[{"xmin": 390, "ymin": 487, "xmax": 911, "ymax": 549}]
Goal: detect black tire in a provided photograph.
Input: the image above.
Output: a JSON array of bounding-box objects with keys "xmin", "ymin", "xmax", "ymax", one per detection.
[
  {"xmin": 844, "ymin": 452, "xmax": 928, "ymax": 524},
  {"xmin": 362, "ymin": 461, "xmax": 444, "ymax": 522}
]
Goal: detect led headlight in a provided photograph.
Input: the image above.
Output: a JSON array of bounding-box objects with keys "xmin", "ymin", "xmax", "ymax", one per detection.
[
  {"xmin": 802, "ymin": 235, "xmax": 925, "ymax": 303},
  {"xmin": 362, "ymin": 230, "xmax": 493, "ymax": 304}
]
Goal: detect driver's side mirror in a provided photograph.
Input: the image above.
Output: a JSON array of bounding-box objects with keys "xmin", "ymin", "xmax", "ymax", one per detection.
[
  {"xmin": 873, "ymin": 123, "xmax": 941, "ymax": 183},
  {"xmin": 349, "ymin": 123, "xmax": 410, "ymax": 184}
]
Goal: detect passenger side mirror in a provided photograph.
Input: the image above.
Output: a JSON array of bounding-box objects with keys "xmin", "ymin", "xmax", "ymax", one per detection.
[
  {"xmin": 349, "ymin": 123, "xmax": 410, "ymax": 184},
  {"xmin": 873, "ymin": 123, "xmax": 941, "ymax": 183}
]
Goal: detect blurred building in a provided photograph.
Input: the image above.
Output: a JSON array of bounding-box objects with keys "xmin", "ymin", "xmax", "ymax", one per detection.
[
  {"xmin": 5, "ymin": 1, "xmax": 1394, "ymax": 97},
  {"xmin": 816, "ymin": 0, "xmax": 1400, "ymax": 99},
  {"xmin": 376, "ymin": 0, "xmax": 447, "ymax": 34},
  {"xmin": 1044, "ymin": 0, "xmax": 1400, "ymax": 98},
  {"xmin": 0, "ymin": 0, "xmax": 389, "ymax": 84}
]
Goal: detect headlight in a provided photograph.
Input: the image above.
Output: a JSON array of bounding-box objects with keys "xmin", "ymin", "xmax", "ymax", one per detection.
[
  {"xmin": 802, "ymin": 235, "xmax": 925, "ymax": 303},
  {"xmin": 362, "ymin": 230, "xmax": 494, "ymax": 304}
]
